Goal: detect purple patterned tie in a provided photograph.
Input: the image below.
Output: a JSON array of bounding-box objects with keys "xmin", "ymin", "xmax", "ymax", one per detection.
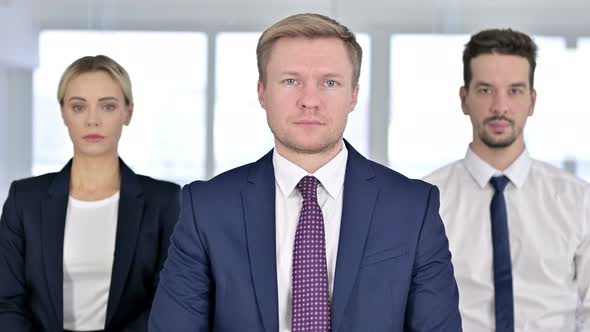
[{"xmin": 292, "ymin": 176, "xmax": 331, "ymax": 332}]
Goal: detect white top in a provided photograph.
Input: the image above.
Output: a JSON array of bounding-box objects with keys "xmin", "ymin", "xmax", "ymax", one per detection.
[
  {"xmin": 424, "ymin": 147, "xmax": 590, "ymax": 331},
  {"xmin": 273, "ymin": 144, "xmax": 348, "ymax": 332},
  {"xmin": 63, "ymin": 192, "xmax": 120, "ymax": 331}
]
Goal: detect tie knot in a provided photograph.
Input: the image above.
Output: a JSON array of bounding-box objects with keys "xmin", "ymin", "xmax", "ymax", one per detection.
[
  {"xmin": 296, "ymin": 176, "xmax": 319, "ymax": 201},
  {"xmin": 490, "ymin": 175, "xmax": 510, "ymax": 193}
]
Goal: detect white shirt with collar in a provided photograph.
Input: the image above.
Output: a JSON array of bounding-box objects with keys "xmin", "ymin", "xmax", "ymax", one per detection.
[
  {"xmin": 424, "ymin": 147, "xmax": 590, "ymax": 331},
  {"xmin": 273, "ymin": 143, "xmax": 348, "ymax": 332}
]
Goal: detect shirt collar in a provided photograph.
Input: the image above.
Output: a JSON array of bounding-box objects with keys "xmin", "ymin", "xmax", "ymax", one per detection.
[
  {"xmin": 273, "ymin": 143, "xmax": 348, "ymax": 199},
  {"xmin": 463, "ymin": 146, "xmax": 532, "ymax": 189}
]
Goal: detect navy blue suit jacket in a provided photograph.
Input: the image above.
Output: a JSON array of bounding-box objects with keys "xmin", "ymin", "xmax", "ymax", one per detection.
[
  {"xmin": 149, "ymin": 143, "xmax": 461, "ymax": 331},
  {"xmin": 0, "ymin": 160, "xmax": 180, "ymax": 331}
]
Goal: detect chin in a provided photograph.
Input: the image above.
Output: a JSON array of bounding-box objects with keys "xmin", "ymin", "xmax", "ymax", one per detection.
[
  {"xmin": 295, "ymin": 141, "xmax": 340, "ymax": 155},
  {"xmin": 481, "ymin": 137, "xmax": 517, "ymax": 149},
  {"xmin": 75, "ymin": 146, "xmax": 117, "ymax": 159}
]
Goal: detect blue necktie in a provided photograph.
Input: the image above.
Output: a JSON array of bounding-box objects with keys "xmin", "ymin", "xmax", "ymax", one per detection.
[{"xmin": 490, "ymin": 175, "xmax": 514, "ymax": 331}]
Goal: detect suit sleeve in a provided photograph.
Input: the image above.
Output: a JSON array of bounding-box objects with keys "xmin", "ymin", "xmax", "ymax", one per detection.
[
  {"xmin": 0, "ymin": 182, "xmax": 34, "ymax": 332},
  {"xmin": 121, "ymin": 184, "xmax": 181, "ymax": 332},
  {"xmin": 148, "ymin": 184, "xmax": 213, "ymax": 331},
  {"xmin": 405, "ymin": 185, "xmax": 462, "ymax": 331}
]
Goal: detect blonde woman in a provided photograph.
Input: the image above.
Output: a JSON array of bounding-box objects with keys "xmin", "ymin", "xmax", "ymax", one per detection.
[{"xmin": 0, "ymin": 55, "xmax": 180, "ymax": 332}]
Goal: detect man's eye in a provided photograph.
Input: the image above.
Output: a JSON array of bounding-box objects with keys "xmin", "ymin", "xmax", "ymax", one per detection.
[
  {"xmin": 285, "ymin": 79, "xmax": 296, "ymax": 85},
  {"xmin": 326, "ymin": 80, "xmax": 337, "ymax": 88}
]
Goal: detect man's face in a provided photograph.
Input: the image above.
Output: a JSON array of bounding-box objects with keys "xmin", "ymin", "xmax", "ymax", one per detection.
[
  {"xmin": 461, "ymin": 54, "xmax": 536, "ymax": 149},
  {"xmin": 258, "ymin": 37, "xmax": 359, "ymax": 156}
]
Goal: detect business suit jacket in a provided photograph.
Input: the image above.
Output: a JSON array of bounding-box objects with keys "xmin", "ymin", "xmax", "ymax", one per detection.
[
  {"xmin": 0, "ymin": 159, "xmax": 181, "ymax": 332},
  {"xmin": 149, "ymin": 142, "xmax": 461, "ymax": 331}
]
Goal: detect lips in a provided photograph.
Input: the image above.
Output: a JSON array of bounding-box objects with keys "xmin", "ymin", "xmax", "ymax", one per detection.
[
  {"xmin": 294, "ymin": 120, "xmax": 324, "ymax": 126},
  {"xmin": 485, "ymin": 117, "xmax": 513, "ymax": 132},
  {"xmin": 488, "ymin": 120, "xmax": 510, "ymax": 130},
  {"xmin": 83, "ymin": 134, "xmax": 105, "ymax": 142}
]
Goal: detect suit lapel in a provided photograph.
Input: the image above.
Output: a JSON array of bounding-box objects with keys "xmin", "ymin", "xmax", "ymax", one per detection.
[
  {"xmin": 105, "ymin": 160, "xmax": 144, "ymax": 327},
  {"xmin": 331, "ymin": 142, "xmax": 379, "ymax": 331},
  {"xmin": 41, "ymin": 161, "xmax": 72, "ymax": 328},
  {"xmin": 242, "ymin": 151, "xmax": 279, "ymax": 332}
]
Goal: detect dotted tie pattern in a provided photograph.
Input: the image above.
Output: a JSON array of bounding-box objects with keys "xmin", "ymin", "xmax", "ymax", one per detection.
[{"xmin": 292, "ymin": 175, "xmax": 331, "ymax": 332}]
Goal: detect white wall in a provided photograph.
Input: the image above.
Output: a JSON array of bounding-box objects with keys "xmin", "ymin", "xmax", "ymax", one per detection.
[
  {"xmin": 0, "ymin": 67, "xmax": 7, "ymax": 203},
  {"xmin": 32, "ymin": 0, "xmax": 590, "ymax": 37},
  {"xmin": 0, "ymin": 66, "xmax": 33, "ymax": 203},
  {"xmin": 0, "ymin": 0, "xmax": 36, "ymax": 202}
]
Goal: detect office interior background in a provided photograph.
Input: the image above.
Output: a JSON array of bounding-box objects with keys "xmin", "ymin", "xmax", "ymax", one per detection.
[{"xmin": 1, "ymin": 0, "xmax": 589, "ymax": 204}]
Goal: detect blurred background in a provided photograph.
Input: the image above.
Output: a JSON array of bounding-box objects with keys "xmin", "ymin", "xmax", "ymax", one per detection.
[{"xmin": 1, "ymin": 0, "xmax": 589, "ymax": 203}]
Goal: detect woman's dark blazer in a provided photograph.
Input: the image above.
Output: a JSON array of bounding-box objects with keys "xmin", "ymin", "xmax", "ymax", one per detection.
[{"xmin": 0, "ymin": 159, "xmax": 181, "ymax": 332}]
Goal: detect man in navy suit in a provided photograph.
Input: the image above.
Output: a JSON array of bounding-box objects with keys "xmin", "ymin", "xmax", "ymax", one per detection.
[{"xmin": 149, "ymin": 13, "xmax": 461, "ymax": 331}]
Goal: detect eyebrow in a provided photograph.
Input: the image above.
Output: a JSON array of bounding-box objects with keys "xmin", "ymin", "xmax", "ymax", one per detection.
[
  {"xmin": 98, "ymin": 97, "xmax": 119, "ymax": 102},
  {"xmin": 473, "ymin": 81, "xmax": 529, "ymax": 88},
  {"xmin": 67, "ymin": 96, "xmax": 86, "ymax": 102},
  {"xmin": 279, "ymin": 71, "xmax": 345, "ymax": 79},
  {"xmin": 66, "ymin": 96, "xmax": 119, "ymax": 102},
  {"xmin": 280, "ymin": 71, "xmax": 301, "ymax": 77},
  {"xmin": 322, "ymin": 73, "xmax": 345, "ymax": 80}
]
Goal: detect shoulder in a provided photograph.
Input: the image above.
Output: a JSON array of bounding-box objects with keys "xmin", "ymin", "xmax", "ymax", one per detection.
[
  {"xmin": 0, "ymin": 173, "xmax": 61, "ymax": 217},
  {"xmin": 131, "ymin": 174, "xmax": 181, "ymax": 209},
  {"xmin": 529, "ymin": 158, "xmax": 590, "ymax": 194},
  {"xmin": 7, "ymin": 172, "xmax": 59, "ymax": 200},
  {"xmin": 184, "ymin": 162, "xmax": 254, "ymax": 195},
  {"xmin": 530, "ymin": 159, "xmax": 587, "ymax": 185},
  {"xmin": 422, "ymin": 160, "xmax": 464, "ymax": 187},
  {"xmin": 366, "ymin": 159, "xmax": 437, "ymax": 199},
  {"xmin": 135, "ymin": 174, "xmax": 181, "ymax": 194}
]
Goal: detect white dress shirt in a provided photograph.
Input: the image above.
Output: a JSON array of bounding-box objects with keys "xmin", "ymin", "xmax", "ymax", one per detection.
[
  {"xmin": 63, "ymin": 192, "xmax": 119, "ymax": 331},
  {"xmin": 273, "ymin": 144, "xmax": 348, "ymax": 332},
  {"xmin": 424, "ymin": 147, "xmax": 590, "ymax": 331}
]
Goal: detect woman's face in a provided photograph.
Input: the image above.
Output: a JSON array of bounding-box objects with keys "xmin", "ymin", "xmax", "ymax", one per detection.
[{"xmin": 61, "ymin": 71, "xmax": 132, "ymax": 159}]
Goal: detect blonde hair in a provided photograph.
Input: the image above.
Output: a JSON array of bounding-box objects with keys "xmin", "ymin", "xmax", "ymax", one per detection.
[
  {"xmin": 256, "ymin": 13, "xmax": 362, "ymax": 87},
  {"xmin": 57, "ymin": 55, "xmax": 133, "ymax": 106}
]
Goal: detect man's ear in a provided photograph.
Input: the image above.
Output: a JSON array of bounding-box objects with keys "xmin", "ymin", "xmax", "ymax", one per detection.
[
  {"xmin": 528, "ymin": 88, "xmax": 536, "ymax": 117},
  {"xmin": 257, "ymin": 80, "xmax": 267, "ymax": 109},
  {"xmin": 349, "ymin": 84, "xmax": 359, "ymax": 113},
  {"xmin": 460, "ymin": 86, "xmax": 469, "ymax": 115}
]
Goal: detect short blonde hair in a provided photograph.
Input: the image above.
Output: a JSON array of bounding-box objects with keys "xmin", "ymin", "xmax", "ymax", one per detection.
[
  {"xmin": 256, "ymin": 13, "xmax": 362, "ymax": 87},
  {"xmin": 57, "ymin": 55, "xmax": 133, "ymax": 106}
]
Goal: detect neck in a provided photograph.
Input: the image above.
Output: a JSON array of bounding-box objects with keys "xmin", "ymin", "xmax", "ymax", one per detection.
[
  {"xmin": 70, "ymin": 154, "xmax": 121, "ymax": 198},
  {"xmin": 276, "ymin": 140, "xmax": 344, "ymax": 174},
  {"xmin": 470, "ymin": 139, "xmax": 525, "ymax": 171}
]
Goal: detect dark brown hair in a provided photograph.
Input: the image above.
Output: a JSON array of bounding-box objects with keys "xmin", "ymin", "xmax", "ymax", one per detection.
[{"xmin": 463, "ymin": 29, "xmax": 538, "ymax": 89}]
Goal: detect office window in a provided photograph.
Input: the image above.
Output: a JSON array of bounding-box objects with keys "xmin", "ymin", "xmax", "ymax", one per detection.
[
  {"xmin": 33, "ymin": 30, "xmax": 207, "ymax": 184},
  {"xmin": 527, "ymin": 37, "xmax": 590, "ymax": 181},
  {"xmin": 214, "ymin": 33, "xmax": 371, "ymax": 175},
  {"xmin": 389, "ymin": 34, "xmax": 469, "ymax": 179},
  {"xmin": 523, "ymin": 37, "xmax": 571, "ymax": 167}
]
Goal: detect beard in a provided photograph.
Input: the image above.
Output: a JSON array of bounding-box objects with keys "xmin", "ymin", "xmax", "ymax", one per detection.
[{"xmin": 479, "ymin": 116, "xmax": 519, "ymax": 149}]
